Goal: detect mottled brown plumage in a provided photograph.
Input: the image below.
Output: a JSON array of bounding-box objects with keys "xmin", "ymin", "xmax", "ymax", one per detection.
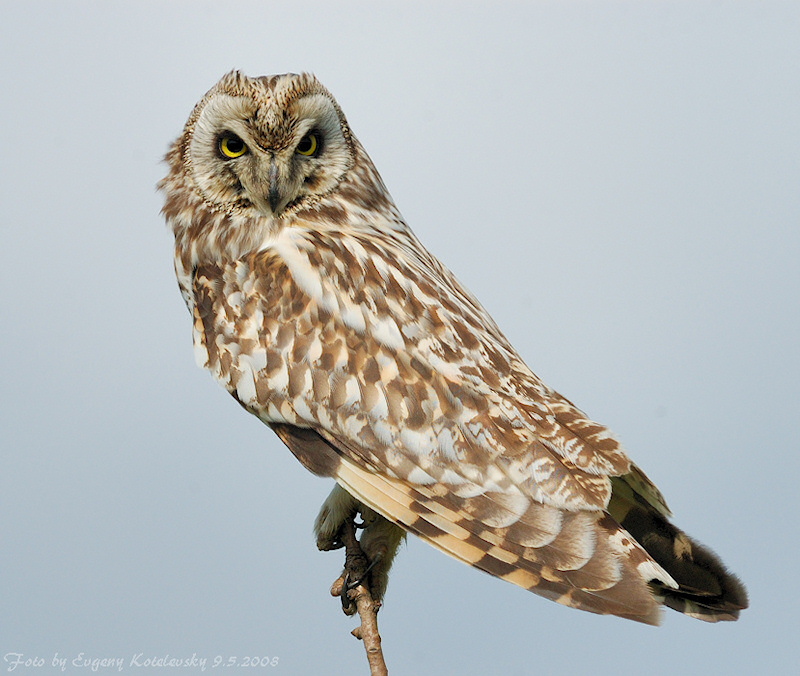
[{"xmin": 160, "ymin": 71, "xmax": 747, "ymax": 624}]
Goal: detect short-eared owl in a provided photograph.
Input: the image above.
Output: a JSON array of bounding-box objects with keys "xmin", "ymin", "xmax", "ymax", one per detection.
[{"xmin": 160, "ymin": 71, "xmax": 747, "ymax": 624}]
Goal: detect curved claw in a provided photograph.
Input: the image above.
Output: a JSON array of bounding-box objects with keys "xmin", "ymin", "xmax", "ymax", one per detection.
[
  {"xmin": 340, "ymin": 571, "xmax": 356, "ymax": 614},
  {"xmin": 340, "ymin": 553, "xmax": 383, "ymax": 614}
]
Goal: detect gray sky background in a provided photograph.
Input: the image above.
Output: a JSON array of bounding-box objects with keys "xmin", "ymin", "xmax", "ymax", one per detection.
[{"xmin": 2, "ymin": 2, "xmax": 798, "ymax": 674}]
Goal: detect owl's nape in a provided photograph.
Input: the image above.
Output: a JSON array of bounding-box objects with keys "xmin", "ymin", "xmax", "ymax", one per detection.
[{"xmin": 161, "ymin": 71, "xmax": 747, "ymax": 627}]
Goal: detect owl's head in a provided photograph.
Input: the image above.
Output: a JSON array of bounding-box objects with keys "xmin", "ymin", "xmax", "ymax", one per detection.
[
  {"xmin": 162, "ymin": 71, "xmax": 403, "ymax": 280},
  {"xmin": 171, "ymin": 71, "xmax": 355, "ymax": 218}
]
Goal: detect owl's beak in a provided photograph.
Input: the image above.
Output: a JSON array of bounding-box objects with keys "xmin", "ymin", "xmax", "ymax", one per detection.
[
  {"xmin": 267, "ymin": 156, "xmax": 281, "ymax": 213},
  {"xmin": 240, "ymin": 155, "xmax": 288, "ymax": 216}
]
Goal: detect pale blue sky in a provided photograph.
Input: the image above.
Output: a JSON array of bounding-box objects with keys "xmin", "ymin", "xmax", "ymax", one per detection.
[{"xmin": 1, "ymin": 2, "xmax": 798, "ymax": 674}]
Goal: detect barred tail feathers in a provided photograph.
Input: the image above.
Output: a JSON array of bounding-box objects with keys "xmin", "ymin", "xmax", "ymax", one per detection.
[{"xmin": 609, "ymin": 474, "xmax": 748, "ymax": 622}]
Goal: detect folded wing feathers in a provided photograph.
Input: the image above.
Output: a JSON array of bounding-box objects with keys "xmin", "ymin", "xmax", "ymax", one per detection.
[{"xmin": 334, "ymin": 454, "xmax": 673, "ymax": 625}]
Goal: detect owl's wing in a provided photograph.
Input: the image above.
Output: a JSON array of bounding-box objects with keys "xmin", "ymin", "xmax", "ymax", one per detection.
[
  {"xmin": 192, "ymin": 236, "xmax": 747, "ymax": 623},
  {"xmin": 273, "ymin": 420, "xmax": 673, "ymax": 623}
]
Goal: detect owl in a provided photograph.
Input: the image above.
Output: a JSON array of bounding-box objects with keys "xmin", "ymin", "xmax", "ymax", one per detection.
[{"xmin": 160, "ymin": 71, "xmax": 747, "ymax": 624}]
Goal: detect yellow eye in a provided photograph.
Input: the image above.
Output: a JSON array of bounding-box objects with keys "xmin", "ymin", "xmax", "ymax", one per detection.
[
  {"xmin": 219, "ymin": 134, "xmax": 248, "ymax": 159},
  {"xmin": 296, "ymin": 132, "xmax": 319, "ymax": 157}
]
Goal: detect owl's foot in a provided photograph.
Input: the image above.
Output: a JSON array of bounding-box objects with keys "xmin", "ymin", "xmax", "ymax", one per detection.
[
  {"xmin": 329, "ymin": 515, "xmax": 372, "ymax": 616},
  {"xmin": 316, "ymin": 484, "xmax": 405, "ymax": 609}
]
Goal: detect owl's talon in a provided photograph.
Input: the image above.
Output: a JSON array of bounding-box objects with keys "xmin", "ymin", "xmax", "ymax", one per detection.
[{"xmin": 340, "ymin": 571, "xmax": 357, "ymax": 615}]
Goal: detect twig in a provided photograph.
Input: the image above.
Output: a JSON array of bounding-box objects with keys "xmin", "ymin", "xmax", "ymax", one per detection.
[{"xmin": 329, "ymin": 515, "xmax": 389, "ymax": 676}]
